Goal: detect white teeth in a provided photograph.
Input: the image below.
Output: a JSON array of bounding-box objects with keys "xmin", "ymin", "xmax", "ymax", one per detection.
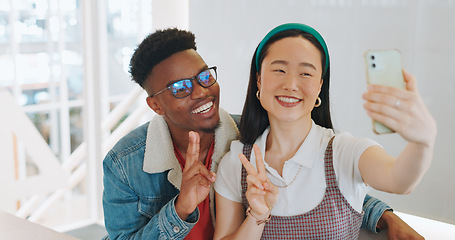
[
  {"xmin": 191, "ymin": 101, "xmax": 214, "ymax": 114},
  {"xmin": 277, "ymin": 96, "xmax": 300, "ymax": 103}
]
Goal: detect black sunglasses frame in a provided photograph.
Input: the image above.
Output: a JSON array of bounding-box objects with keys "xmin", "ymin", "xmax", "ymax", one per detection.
[{"xmin": 149, "ymin": 66, "xmax": 217, "ymax": 99}]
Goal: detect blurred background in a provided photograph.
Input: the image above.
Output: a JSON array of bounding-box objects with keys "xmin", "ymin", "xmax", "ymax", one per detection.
[
  {"xmin": 191, "ymin": 0, "xmax": 455, "ymax": 228},
  {"xmin": 0, "ymin": 0, "xmax": 454, "ymax": 238}
]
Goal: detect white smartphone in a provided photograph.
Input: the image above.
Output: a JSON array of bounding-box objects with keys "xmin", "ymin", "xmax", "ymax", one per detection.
[{"xmin": 364, "ymin": 49, "xmax": 405, "ymax": 134}]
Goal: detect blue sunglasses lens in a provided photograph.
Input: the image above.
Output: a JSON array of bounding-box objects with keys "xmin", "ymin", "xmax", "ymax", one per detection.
[
  {"xmin": 170, "ymin": 79, "xmax": 193, "ymax": 98},
  {"xmin": 198, "ymin": 69, "xmax": 216, "ymax": 86}
]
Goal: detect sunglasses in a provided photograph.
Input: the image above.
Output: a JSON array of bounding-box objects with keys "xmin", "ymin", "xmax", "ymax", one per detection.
[{"xmin": 150, "ymin": 66, "xmax": 217, "ymax": 99}]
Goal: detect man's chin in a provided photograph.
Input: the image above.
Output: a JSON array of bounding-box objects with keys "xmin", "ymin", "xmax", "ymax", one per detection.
[{"xmin": 200, "ymin": 121, "xmax": 220, "ymax": 134}]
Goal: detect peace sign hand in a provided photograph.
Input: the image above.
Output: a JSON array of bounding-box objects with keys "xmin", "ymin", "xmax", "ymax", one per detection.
[
  {"xmin": 175, "ymin": 131, "xmax": 216, "ymax": 220},
  {"xmin": 239, "ymin": 144, "xmax": 279, "ymax": 217}
]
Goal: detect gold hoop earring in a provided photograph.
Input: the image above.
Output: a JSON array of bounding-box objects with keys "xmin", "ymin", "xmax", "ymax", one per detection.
[
  {"xmin": 314, "ymin": 97, "xmax": 321, "ymax": 107},
  {"xmin": 256, "ymin": 90, "xmax": 260, "ymax": 100}
]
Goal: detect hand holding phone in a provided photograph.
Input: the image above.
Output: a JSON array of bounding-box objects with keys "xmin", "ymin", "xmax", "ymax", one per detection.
[{"xmin": 364, "ymin": 49, "xmax": 405, "ymax": 134}]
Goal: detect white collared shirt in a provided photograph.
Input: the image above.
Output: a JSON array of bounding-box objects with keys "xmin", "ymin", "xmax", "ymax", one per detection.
[{"xmin": 214, "ymin": 122, "xmax": 379, "ymax": 216}]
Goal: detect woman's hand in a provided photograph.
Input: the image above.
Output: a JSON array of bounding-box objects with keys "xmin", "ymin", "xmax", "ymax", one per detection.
[
  {"xmin": 362, "ymin": 70, "xmax": 437, "ymax": 147},
  {"xmin": 239, "ymin": 144, "xmax": 279, "ymax": 217},
  {"xmin": 360, "ymin": 70, "xmax": 436, "ymax": 194}
]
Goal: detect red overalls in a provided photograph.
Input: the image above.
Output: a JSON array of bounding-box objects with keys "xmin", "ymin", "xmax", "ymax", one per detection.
[{"xmin": 241, "ymin": 137, "xmax": 363, "ymax": 239}]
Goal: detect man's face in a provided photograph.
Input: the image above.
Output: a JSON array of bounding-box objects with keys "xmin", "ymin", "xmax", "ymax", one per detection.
[{"xmin": 145, "ymin": 49, "xmax": 220, "ymax": 135}]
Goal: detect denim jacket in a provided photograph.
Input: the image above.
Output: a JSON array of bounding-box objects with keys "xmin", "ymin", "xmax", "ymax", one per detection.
[
  {"xmin": 102, "ymin": 109, "xmax": 239, "ymax": 239},
  {"xmin": 102, "ymin": 110, "xmax": 391, "ymax": 239}
]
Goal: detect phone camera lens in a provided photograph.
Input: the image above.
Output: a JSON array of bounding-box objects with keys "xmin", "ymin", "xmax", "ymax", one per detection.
[
  {"xmin": 372, "ymin": 63, "xmax": 376, "ymax": 68},
  {"xmin": 371, "ymin": 55, "xmax": 375, "ymax": 60}
]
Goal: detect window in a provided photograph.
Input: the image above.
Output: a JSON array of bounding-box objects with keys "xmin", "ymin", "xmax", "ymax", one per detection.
[{"xmin": 1, "ymin": 0, "xmax": 152, "ymax": 229}]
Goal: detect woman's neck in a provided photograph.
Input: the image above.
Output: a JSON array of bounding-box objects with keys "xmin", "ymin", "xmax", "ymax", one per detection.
[{"xmin": 264, "ymin": 117, "xmax": 312, "ymax": 175}]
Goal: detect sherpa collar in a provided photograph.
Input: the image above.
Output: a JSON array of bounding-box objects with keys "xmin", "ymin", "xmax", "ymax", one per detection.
[{"xmin": 143, "ymin": 108, "xmax": 239, "ymax": 190}]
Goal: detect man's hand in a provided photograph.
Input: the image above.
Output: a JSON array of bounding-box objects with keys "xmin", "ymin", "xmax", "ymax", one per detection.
[
  {"xmin": 175, "ymin": 131, "xmax": 216, "ymax": 220},
  {"xmin": 378, "ymin": 210, "xmax": 424, "ymax": 240}
]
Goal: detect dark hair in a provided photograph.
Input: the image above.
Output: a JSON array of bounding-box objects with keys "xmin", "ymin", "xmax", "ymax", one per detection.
[
  {"xmin": 239, "ymin": 30, "xmax": 333, "ymax": 144},
  {"xmin": 129, "ymin": 28, "xmax": 197, "ymax": 88}
]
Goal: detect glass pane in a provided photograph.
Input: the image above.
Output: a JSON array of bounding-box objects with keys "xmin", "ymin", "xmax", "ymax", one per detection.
[
  {"xmin": 27, "ymin": 110, "xmax": 61, "ymax": 157},
  {"xmin": 0, "ymin": 1, "xmax": 10, "ymax": 43},
  {"xmin": 107, "ymin": 0, "xmax": 142, "ymax": 96},
  {"xmin": 0, "ymin": 55, "xmax": 14, "ymax": 86},
  {"xmin": 109, "ymin": 100, "xmax": 133, "ymax": 133},
  {"xmin": 107, "ymin": 0, "xmax": 139, "ymax": 37},
  {"xmin": 61, "ymin": 0, "xmax": 80, "ymax": 43},
  {"xmin": 27, "ymin": 111, "xmax": 51, "ymax": 144},
  {"xmin": 69, "ymin": 107, "xmax": 83, "ymax": 152},
  {"xmin": 63, "ymin": 50, "xmax": 84, "ymax": 100},
  {"xmin": 16, "ymin": 52, "xmax": 57, "ymax": 106},
  {"xmin": 16, "ymin": 52, "xmax": 50, "ymax": 85},
  {"xmin": 22, "ymin": 88, "xmax": 52, "ymax": 105},
  {"xmin": 17, "ymin": 0, "xmax": 49, "ymax": 43}
]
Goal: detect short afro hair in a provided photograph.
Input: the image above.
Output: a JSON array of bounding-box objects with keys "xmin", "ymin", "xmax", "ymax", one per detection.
[{"xmin": 129, "ymin": 28, "xmax": 197, "ymax": 88}]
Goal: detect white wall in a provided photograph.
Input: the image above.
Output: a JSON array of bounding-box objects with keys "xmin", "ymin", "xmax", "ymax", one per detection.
[{"xmin": 189, "ymin": 0, "xmax": 455, "ymax": 225}]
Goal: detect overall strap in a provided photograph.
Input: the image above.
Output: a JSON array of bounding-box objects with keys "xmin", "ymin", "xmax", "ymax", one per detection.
[
  {"xmin": 240, "ymin": 144, "xmax": 253, "ymax": 209},
  {"xmin": 324, "ymin": 136, "xmax": 338, "ymax": 190}
]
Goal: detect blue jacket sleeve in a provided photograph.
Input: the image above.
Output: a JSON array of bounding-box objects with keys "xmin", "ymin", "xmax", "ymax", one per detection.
[
  {"xmin": 361, "ymin": 194, "xmax": 393, "ymax": 233},
  {"xmin": 102, "ymin": 152, "xmax": 198, "ymax": 240}
]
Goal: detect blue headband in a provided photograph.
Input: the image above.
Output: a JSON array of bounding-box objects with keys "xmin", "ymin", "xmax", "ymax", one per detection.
[{"xmin": 255, "ymin": 23, "xmax": 329, "ymax": 76}]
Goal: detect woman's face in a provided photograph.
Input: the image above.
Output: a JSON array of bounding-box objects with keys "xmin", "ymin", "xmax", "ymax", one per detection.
[{"xmin": 257, "ymin": 36, "xmax": 323, "ymax": 124}]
